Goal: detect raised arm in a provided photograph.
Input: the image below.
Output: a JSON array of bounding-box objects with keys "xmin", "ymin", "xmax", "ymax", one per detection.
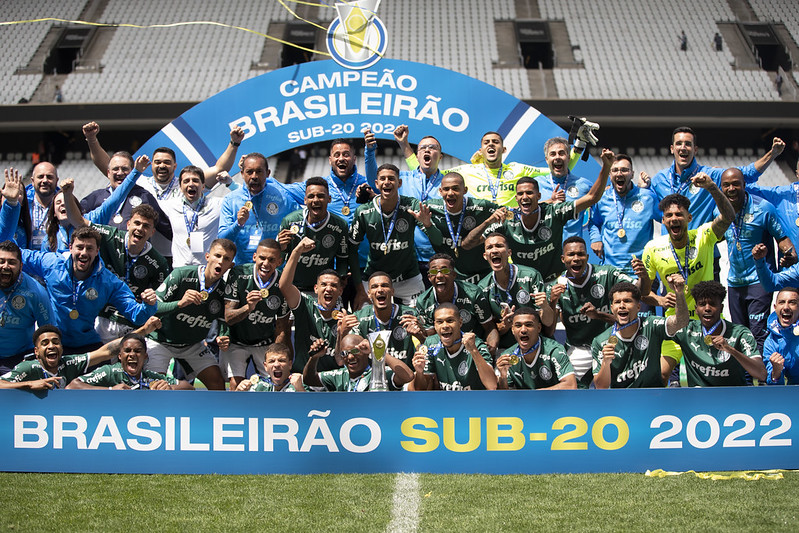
[
  {"xmin": 278, "ymin": 236, "xmax": 316, "ymax": 310},
  {"xmin": 301, "ymin": 338, "xmax": 328, "ymax": 389},
  {"xmin": 86, "ymin": 316, "xmax": 162, "ymax": 366},
  {"xmin": 693, "ymin": 172, "xmax": 735, "ymax": 238},
  {"xmin": 202, "ymin": 127, "xmax": 244, "ymax": 187},
  {"xmin": 394, "ymin": 125, "xmax": 414, "ymax": 159},
  {"xmin": 574, "ymin": 148, "xmax": 614, "ymax": 213},
  {"xmin": 753, "ymin": 137, "xmax": 785, "ymax": 173},
  {"xmin": 664, "ymin": 273, "xmax": 689, "ymax": 336},
  {"xmin": 83, "ymin": 121, "xmax": 112, "ymax": 175}
]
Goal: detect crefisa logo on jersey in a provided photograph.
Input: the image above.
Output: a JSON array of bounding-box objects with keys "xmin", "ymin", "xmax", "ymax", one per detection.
[{"xmin": 326, "ymin": 0, "xmax": 388, "ymax": 70}]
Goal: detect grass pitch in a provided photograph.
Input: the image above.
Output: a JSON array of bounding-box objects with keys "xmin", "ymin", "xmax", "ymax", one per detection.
[{"xmin": 1, "ymin": 471, "xmax": 796, "ymax": 532}]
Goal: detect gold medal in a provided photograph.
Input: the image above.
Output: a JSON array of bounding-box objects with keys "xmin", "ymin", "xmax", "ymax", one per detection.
[
  {"xmin": 244, "ymin": 201, "xmax": 253, "ymax": 210},
  {"xmin": 380, "ymin": 243, "xmax": 388, "ymax": 253},
  {"xmin": 793, "ymin": 325, "xmax": 799, "ymax": 336},
  {"xmin": 704, "ymin": 335, "xmax": 714, "ymax": 346},
  {"xmin": 331, "ymin": 310, "xmax": 342, "ymax": 320},
  {"xmin": 795, "ymin": 217, "xmax": 799, "ymax": 227},
  {"xmin": 736, "ymin": 242, "xmax": 742, "ymax": 251},
  {"xmin": 260, "ymin": 288, "xmax": 269, "ymax": 298},
  {"xmin": 617, "ymin": 228, "xmax": 626, "ymax": 239},
  {"xmin": 509, "ymin": 354, "xmax": 520, "ymax": 365},
  {"xmin": 113, "ymin": 214, "xmax": 124, "ymax": 224},
  {"xmin": 250, "ymin": 375, "xmax": 260, "ymax": 384},
  {"xmin": 341, "ymin": 205, "xmax": 351, "ymax": 216},
  {"xmin": 418, "ymin": 345, "xmax": 428, "ymax": 355},
  {"xmin": 186, "ymin": 237, "xmax": 191, "ymax": 246},
  {"xmin": 607, "ymin": 336, "xmax": 618, "ymax": 346},
  {"xmin": 505, "ymin": 209, "xmax": 515, "ymax": 220},
  {"xmin": 290, "ymin": 224, "xmax": 300, "ymax": 234},
  {"xmin": 454, "ymin": 248, "xmax": 459, "ymax": 258},
  {"xmin": 200, "ymin": 290, "xmax": 209, "ymax": 301},
  {"xmin": 69, "ymin": 309, "xmax": 79, "ymax": 320}
]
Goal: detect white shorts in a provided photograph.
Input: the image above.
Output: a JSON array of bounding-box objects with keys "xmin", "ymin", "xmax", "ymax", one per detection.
[
  {"xmin": 363, "ymin": 273, "xmax": 424, "ymax": 306},
  {"xmin": 145, "ymin": 338, "xmax": 220, "ymax": 380},
  {"xmin": 566, "ymin": 345, "xmax": 593, "ymax": 379},
  {"xmin": 220, "ymin": 343, "xmax": 268, "ymax": 378},
  {"xmin": 95, "ymin": 317, "xmax": 134, "ymax": 345}
]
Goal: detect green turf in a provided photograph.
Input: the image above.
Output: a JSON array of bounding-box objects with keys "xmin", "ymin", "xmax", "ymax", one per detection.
[{"xmin": 0, "ymin": 472, "xmax": 796, "ymax": 532}]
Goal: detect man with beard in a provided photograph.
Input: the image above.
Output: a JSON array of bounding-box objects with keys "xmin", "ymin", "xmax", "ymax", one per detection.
[
  {"xmin": 26, "ymin": 162, "xmax": 58, "ymax": 250},
  {"xmin": 477, "ymin": 232, "xmax": 555, "ymax": 352},
  {"xmin": 762, "ymin": 287, "xmax": 799, "ymax": 385},
  {"xmin": 343, "ymin": 271, "xmax": 424, "ymax": 369},
  {"xmin": 0, "ymin": 240, "xmax": 54, "ymax": 372},
  {"xmin": 20, "ymin": 226, "xmax": 157, "ymax": 354},
  {"xmin": 280, "ymin": 237, "xmax": 347, "ymax": 373},
  {"xmin": 303, "ymin": 334, "xmax": 413, "ymax": 392},
  {"xmin": 496, "ymin": 308, "xmax": 576, "ymax": 390},
  {"xmin": 277, "ymin": 177, "xmax": 352, "ymax": 293},
  {"xmin": 593, "ymin": 278, "xmax": 689, "ymax": 389},
  {"xmin": 547, "ymin": 237, "xmax": 641, "ymax": 388},
  {"xmin": 642, "ymin": 173, "xmax": 735, "ymax": 381},
  {"xmin": 463, "ymin": 148, "xmax": 613, "ymax": 282},
  {"xmin": 0, "ymin": 317, "xmax": 160, "ymax": 390},
  {"xmin": 235, "ymin": 343, "xmax": 303, "ymax": 392},
  {"xmin": 162, "ymin": 166, "xmax": 226, "ymax": 267},
  {"xmin": 222, "ymin": 239, "xmax": 291, "ymax": 390},
  {"xmin": 348, "ymin": 164, "xmax": 441, "ymax": 306},
  {"xmin": 146, "ymin": 239, "xmax": 236, "ymax": 391},
  {"xmin": 716, "ymin": 168, "xmax": 792, "ymax": 352},
  {"xmin": 84, "ymin": 122, "xmax": 245, "ymax": 259},
  {"xmin": 423, "ymin": 172, "xmax": 497, "ymax": 283},
  {"xmin": 218, "ymin": 153, "xmax": 298, "ymax": 265},
  {"xmin": 588, "ymin": 154, "xmax": 661, "ymax": 274},
  {"xmin": 79, "ymin": 149, "xmax": 170, "ymax": 242},
  {"xmin": 415, "ymin": 253, "xmax": 497, "ymax": 349},
  {"xmin": 409, "ymin": 303, "xmax": 497, "ymax": 391},
  {"xmin": 68, "ymin": 330, "xmax": 194, "ymax": 390},
  {"xmin": 671, "ymin": 281, "xmax": 765, "ymax": 387}
]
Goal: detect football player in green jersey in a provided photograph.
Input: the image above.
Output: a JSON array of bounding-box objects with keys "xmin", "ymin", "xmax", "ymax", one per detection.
[
  {"xmin": 235, "ymin": 342, "xmax": 304, "ymax": 392},
  {"xmin": 68, "ymin": 331, "xmax": 194, "ymax": 390},
  {"xmin": 409, "ymin": 303, "xmax": 497, "ymax": 391},
  {"xmin": 280, "ymin": 236, "xmax": 348, "ymax": 372},
  {"xmin": 1, "ymin": 316, "xmax": 161, "ymax": 390},
  {"xmin": 303, "ymin": 334, "xmax": 413, "ymax": 392},
  {"xmin": 277, "ymin": 177, "xmax": 352, "ymax": 293},
  {"xmin": 496, "ymin": 308, "xmax": 576, "ymax": 390},
  {"xmin": 462, "ymin": 149, "xmax": 614, "ymax": 281},
  {"xmin": 223, "ymin": 239, "xmax": 291, "ymax": 390},
  {"xmin": 671, "ymin": 281, "xmax": 765, "ymax": 386},
  {"xmin": 593, "ymin": 277, "xmax": 689, "ymax": 389}
]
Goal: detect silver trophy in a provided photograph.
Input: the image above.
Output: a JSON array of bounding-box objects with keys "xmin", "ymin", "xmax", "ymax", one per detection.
[{"xmin": 368, "ymin": 330, "xmax": 390, "ymax": 392}]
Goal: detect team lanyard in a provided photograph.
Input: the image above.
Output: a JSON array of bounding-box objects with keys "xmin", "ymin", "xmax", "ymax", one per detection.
[
  {"xmin": 481, "ymin": 164, "xmax": 506, "ymax": 202},
  {"xmin": 254, "ymin": 269, "xmax": 278, "ymax": 294},
  {"xmin": 348, "ymin": 366, "xmax": 371, "ymax": 392},
  {"xmin": 416, "ymin": 168, "xmax": 440, "ymax": 202},
  {"xmin": 611, "ymin": 318, "xmax": 640, "ymax": 340},
  {"xmin": 151, "ymin": 175, "xmax": 178, "ymax": 201},
  {"xmin": 124, "ymin": 371, "xmax": 150, "ymax": 389},
  {"xmin": 373, "ymin": 303, "xmax": 398, "ymax": 332},
  {"xmin": 443, "ymin": 197, "xmax": 467, "ymax": 252},
  {"xmin": 669, "ymin": 241, "xmax": 691, "ymax": 280},
  {"xmin": 198, "ymin": 266, "xmax": 221, "ymax": 296},
  {"xmin": 182, "ymin": 196, "xmax": 206, "ymax": 236},
  {"xmin": 729, "ymin": 194, "xmax": 748, "ymax": 252},
  {"xmin": 669, "ymin": 167, "xmax": 697, "ymax": 196},
  {"xmin": 612, "ymin": 189, "xmax": 627, "ymax": 237},
  {"xmin": 491, "ymin": 263, "xmax": 517, "ymax": 307},
  {"xmin": 379, "ymin": 198, "xmax": 399, "ymax": 252},
  {"xmin": 329, "ymin": 176, "xmax": 357, "ymax": 213},
  {"xmin": 296, "ymin": 209, "xmax": 328, "ymax": 236},
  {"xmin": 124, "ymin": 236, "xmax": 143, "ymax": 284},
  {"xmin": 245, "ymin": 189, "xmax": 263, "ymax": 229},
  {"xmin": 434, "ymin": 282, "xmax": 458, "ymax": 306}
]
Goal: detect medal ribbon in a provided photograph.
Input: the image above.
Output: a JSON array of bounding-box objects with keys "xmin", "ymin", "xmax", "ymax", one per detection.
[
  {"xmin": 379, "ymin": 198, "xmax": 399, "ymax": 252},
  {"xmin": 669, "ymin": 167, "xmax": 697, "ymax": 196},
  {"xmin": 443, "ymin": 197, "xmax": 467, "ymax": 252},
  {"xmin": 198, "ymin": 266, "xmax": 220, "ymax": 296},
  {"xmin": 254, "ymin": 269, "xmax": 278, "ymax": 293},
  {"xmin": 124, "ymin": 236, "xmax": 143, "ymax": 284},
  {"xmin": 514, "ymin": 338, "xmax": 540, "ymax": 362},
  {"xmin": 373, "ymin": 303, "xmax": 398, "ymax": 332},
  {"xmin": 329, "ymin": 176, "xmax": 357, "ymax": 213},
  {"xmin": 613, "ymin": 190, "xmax": 626, "ymax": 236},
  {"xmin": 668, "ymin": 242, "xmax": 691, "ymax": 280},
  {"xmin": 417, "ymin": 169, "xmax": 439, "ymax": 202},
  {"xmin": 491, "ymin": 263, "xmax": 517, "ymax": 307},
  {"xmin": 482, "ymin": 164, "xmax": 506, "ymax": 202},
  {"xmin": 348, "ymin": 365, "xmax": 371, "ymax": 392},
  {"xmin": 182, "ymin": 196, "xmax": 206, "ymax": 236},
  {"xmin": 151, "ymin": 175, "xmax": 178, "ymax": 201},
  {"xmin": 612, "ymin": 318, "xmax": 640, "ymax": 339},
  {"xmin": 702, "ymin": 319, "xmax": 722, "ymax": 338}
]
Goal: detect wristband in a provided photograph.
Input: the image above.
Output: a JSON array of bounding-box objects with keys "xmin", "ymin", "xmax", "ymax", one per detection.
[{"xmin": 230, "ymin": 141, "xmax": 241, "ymax": 147}]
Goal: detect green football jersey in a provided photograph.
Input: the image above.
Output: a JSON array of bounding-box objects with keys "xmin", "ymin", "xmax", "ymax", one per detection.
[
  {"xmin": 222, "ymin": 264, "xmax": 289, "ymax": 346},
  {"xmin": 425, "ymin": 197, "xmax": 497, "ymax": 280},
  {"xmin": 421, "ymin": 334, "xmax": 493, "ymax": 390},
  {"xmin": 672, "ymin": 320, "xmax": 760, "ymax": 387},
  {"xmin": 349, "ymin": 196, "xmax": 441, "ymax": 282},
  {"xmin": 317, "ymin": 366, "xmax": 379, "ymax": 391},
  {"xmin": 249, "ymin": 377, "xmax": 297, "ymax": 392},
  {"xmin": 478, "ymin": 263, "xmax": 545, "ymax": 349},
  {"xmin": 591, "ymin": 316, "xmax": 674, "ymax": 388},
  {"xmin": 415, "ymin": 280, "xmax": 492, "ymax": 335},
  {"xmin": 549, "ymin": 264, "xmax": 633, "ymax": 348},
  {"xmin": 1, "ymin": 353, "xmax": 90, "ymax": 386},
  {"xmin": 351, "ymin": 303, "xmax": 418, "ymax": 368},
  {"xmin": 150, "ymin": 265, "xmax": 227, "ymax": 347},
  {"xmin": 502, "ymin": 336, "xmax": 574, "ymax": 389},
  {"xmin": 279, "ymin": 209, "xmax": 349, "ymax": 291},
  {"xmin": 291, "ymin": 293, "xmax": 342, "ymax": 373},
  {"xmin": 77, "ymin": 362, "xmax": 177, "ymax": 388},
  {"xmin": 93, "ymin": 224, "xmax": 168, "ymax": 325},
  {"xmin": 484, "ymin": 201, "xmax": 577, "ymax": 281}
]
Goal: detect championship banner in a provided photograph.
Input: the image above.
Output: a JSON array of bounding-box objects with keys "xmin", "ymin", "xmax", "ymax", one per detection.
[
  {"xmin": 2, "ymin": 388, "xmax": 796, "ymax": 475},
  {"xmin": 133, "ymin": 57, "xmax": 601, "ymax": 182}
]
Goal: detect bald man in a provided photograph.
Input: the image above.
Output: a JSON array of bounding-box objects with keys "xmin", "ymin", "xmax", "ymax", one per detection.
[{"xmin": 26, "ymin": 162, "xmax": 58, "ymax": 250}]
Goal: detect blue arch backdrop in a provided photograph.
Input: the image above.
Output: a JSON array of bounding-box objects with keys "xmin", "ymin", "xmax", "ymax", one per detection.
[{"xmin": 134, "ymin": 59, "xmax": 601, "ymax": 181}]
